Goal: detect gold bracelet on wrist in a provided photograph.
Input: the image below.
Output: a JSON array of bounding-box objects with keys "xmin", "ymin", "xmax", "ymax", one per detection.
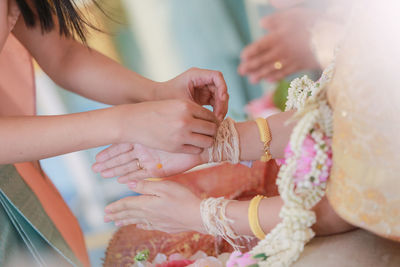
[
  {"xmin": 248, "ymin": 195, "xmax": 267, "ymax": 240},
  {"xmin": 255, "ymin": 118, "xmax": 272, "ymax": 162}
]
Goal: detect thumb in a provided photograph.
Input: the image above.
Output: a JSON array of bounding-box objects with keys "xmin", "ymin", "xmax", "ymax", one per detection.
[
  {"xmin": 129, "ymin": 180, "xmax": 186, "ymax": 197},
  {"xmin": 128, "ymin": 179, "xmax": 167, "ymax": 196}
]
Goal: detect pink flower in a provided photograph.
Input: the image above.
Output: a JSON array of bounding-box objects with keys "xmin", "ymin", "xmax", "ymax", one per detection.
[
  {"xmin": 226, "ymin": 252, "xmax": 258, "ymax": 267},
  {"xmin": 280, "ymin": 134, "xmax": 333, "ymax": 187}
]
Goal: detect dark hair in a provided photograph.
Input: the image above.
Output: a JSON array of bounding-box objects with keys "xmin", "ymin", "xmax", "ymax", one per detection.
[{"xmin": 15, "ymin": 0, "xmax": 99, "ymax": 43}]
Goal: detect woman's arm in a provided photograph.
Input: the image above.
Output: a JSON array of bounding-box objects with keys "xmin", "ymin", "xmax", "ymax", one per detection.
[
  {"xmin": 11, "ymin": 16, "xmax": 229, "ymax": 119},
  {"xmin": 12, "ymin": 16, "xmax": 158, "ymax": 104},
  {"xmin": 230, "ymin": 110, "xmax": 296, "ymax": 161},
  {"xmin": 0, "ymin": 100, "xmax": 218, "ymax": 164}
]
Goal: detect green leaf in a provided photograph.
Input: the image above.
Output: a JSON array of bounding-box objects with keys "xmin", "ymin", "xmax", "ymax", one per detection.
[
  {"xmin": 253, "ymin": 253, "xmax": 269, "ymax": 261},
  {"xmin": 273, "ymin": 79, "xmax": 291, "ymax": 111},
  {"xmin": 134, "ymin": 249, "xmax": 150, "ymax": 262}
]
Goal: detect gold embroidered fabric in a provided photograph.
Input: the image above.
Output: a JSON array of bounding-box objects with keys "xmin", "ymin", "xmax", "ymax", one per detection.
[{"xmin": 326, "ymin": 0, "xmax": 400, "ymax": 241}]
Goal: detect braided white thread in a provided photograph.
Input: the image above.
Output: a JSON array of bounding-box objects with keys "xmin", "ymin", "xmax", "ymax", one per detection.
[
  {"xmin": 200, "ymin": 197, "xmax": 249, "ymax": 251},
  {"xmin": 208, "ymin": 117, "xmax": 240, "ymax": 164}
]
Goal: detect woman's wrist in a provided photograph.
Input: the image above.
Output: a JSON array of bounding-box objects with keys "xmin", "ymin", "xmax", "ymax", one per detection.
[
  {"xmin": 153, "ymin": 80, "xmax": 179, "ymax": 101},
  {"xmin": 110, "ymin": 104, "xmax": 139, "ymax": 144}
]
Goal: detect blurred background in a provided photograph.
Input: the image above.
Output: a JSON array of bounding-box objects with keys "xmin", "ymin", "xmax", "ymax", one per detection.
[{"xmin": 35, "ymin": 0, "xmax": 321, "ymax": 265}]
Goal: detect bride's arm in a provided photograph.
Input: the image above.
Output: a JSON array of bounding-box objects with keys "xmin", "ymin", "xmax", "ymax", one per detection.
[
  {"xmin": 227, "ymin": 196, "xmax": 355, "ymax": 237},
  {"xmin": 93, "ymin": 110, "xmax": 297, "ymax": 180},
  {"xmin": 104, "ymin": 180, "xmax": 355, "ymax": 236}
]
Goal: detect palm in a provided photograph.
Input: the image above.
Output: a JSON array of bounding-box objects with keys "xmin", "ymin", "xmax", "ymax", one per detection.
[{"xmin": 134, "ymin": 144, "xmax": 202, "ymax": 178}]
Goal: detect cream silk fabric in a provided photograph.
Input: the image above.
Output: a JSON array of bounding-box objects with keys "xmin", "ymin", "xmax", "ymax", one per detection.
[{"xmin": 326, "ymin": 0, "xmax": 400, "ymax": 241}]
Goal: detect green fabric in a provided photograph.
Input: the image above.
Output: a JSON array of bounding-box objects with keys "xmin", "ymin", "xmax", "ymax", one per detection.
[
  {"xmin": 0, "ymin": 201, "xmax": 21, "ymax": 265},
  {"xmin": 0, "ymin": 165, "xmax": 82, "ymax": 267}
]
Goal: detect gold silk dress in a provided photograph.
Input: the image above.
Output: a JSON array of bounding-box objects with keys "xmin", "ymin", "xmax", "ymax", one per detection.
[{"xmin": 326, "ymin": 0, "xmax": 400, "ymax": 241}]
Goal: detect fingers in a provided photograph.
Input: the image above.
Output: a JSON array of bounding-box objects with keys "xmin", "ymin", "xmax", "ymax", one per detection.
[
  {"xmin": 190, "ymin": 119, "xmax": 218, "ymax": 136},
  {"xmin": 117, "ymin": 170, "xmax": 151, "ymax": 183},
  {"xmin": 178, "ymin": 145, "xmax": 203, "ymax": 154},
  {"xmin": 210, "ymin": 71, "xmax": 229, "ymax": 121},
  {"xmin": 104, "ymin": 210, "xmax": 142, "ymax": 223},
  {"xmin": 129, "ymin": 180, "xmax": 166, "ymax": 196},
  {"xmin": 240, "ymin": 34, "xmax": 275, "ymax": 62},
  {"xmin": 187, "ymin": 68, "xmax": 229, "ymax": 121},
  {"xmin": 190, "ymin": 102, "xmax": 218, "ymax": 123},
  {"xmin": 132, "ymin": 180, "xmax": 180, "ymax": 196},
  {"xmin": 95, "ymin": 143, "xmax": 133, "ymax": 163},
  {"xmin": 185, "ymin": 133, "xmax": 214, "ymax": 150},
  {"xmin": 93, "ymin": 149, "xmax": 137, "ymax": 174},
  {"xmin": 190, "ymin": 68, "xmax": 228, "ymax": 102},
  {"xmin": 100, "ymin": 159, "xmax": 142, "ymax": 178},
  {"xmin": 105, "ymin": 194, "xmax": 155, "ymax": 214},
  {"xmin": 239, "ymin": 48, "xmax": 279, "ymax": 76},
  {"xmin": 266, "ymin": 63, "xmax": 299, "ymax": 82},
  {"xmin": 248, "ymin": 57, "xmax": 289, "ymax": 84}
]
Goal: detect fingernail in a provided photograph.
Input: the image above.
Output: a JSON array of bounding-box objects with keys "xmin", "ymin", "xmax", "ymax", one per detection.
[
  {"xmin": 104, "ymin": 215, "xmax": 111, "ymax": 222},
  {"xmin": 115, "ymin": 221, "xmax": 123, "ymax": 227},
  {"xmin": 128, "ymin": 181, "xmax": 137, "ymax": 189},
  {"xmin": 105, "ymin": 207, "xmax": 112, "ymax": 214}
]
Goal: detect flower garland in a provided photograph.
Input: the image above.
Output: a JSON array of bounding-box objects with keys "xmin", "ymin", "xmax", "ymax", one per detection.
[{"xmin": 230, "ymin": 62, "xmax": 335, "ymax": 267}]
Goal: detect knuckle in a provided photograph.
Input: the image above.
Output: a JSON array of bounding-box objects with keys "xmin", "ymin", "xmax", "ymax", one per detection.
[
  {"xmin": 176, "ymin": 117, "xmax": 190, "ymax": 130},
  {"xmin": 215, "ymin": 70, "xmax": 223, "ymax": 78}
]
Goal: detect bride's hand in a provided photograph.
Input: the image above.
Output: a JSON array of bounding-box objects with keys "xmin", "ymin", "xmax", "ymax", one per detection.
[
  {"xmin": 92, "ymin": 143, "xmax": 208, "ymax": 183},
  {"xmin": 104, "ymin": 180, "xmax": 204, "ymax": 234}
]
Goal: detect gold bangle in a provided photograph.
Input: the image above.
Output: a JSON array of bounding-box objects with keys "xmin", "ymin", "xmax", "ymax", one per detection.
[
  {"xmin": 255, "ymin": 118, "xmax": 272, "ymax": 162},
  {"xmin": 248, "ymin": 195, "xmax": 267, "ymax": 240}
]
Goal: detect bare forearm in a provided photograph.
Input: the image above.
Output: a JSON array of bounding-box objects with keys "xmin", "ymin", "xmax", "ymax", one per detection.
[
  {"xmin": 226, "ymin": 196, "xmax": 355, "ymax": 237},
  {"xmin": 200, "ymin": 110, "xmax": 297, "ymax": 162},
  {"xmin": 47, "ymin": 43, "xmax": 158, "ymax": 104},
  {"xmin": 13, "ymin": 18, "xmax": 157, "ymax": 105},
  {"xmin": 0, "ymin": 107, "xmax": 122, "ymax": 164}
]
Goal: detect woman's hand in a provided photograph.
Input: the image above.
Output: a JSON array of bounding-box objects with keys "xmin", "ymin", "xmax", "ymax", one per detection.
[
  {"xmin": 92, "ymin": 143, "xmax": 207, "ymax": 183},
  {"xmin": 116, "ymin": 99, "xmax": 218, "ymax": 154},
  {"xmin": 104, "ymin": 180, "xmax": 204, "ymax": 234},
  {"xmin": 238, "ymin": 7, "xmax": 321, "ymax": 83},
  {"xmin": 156, "ymin": 68, "xmax": 229, "ymax": 122}
]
